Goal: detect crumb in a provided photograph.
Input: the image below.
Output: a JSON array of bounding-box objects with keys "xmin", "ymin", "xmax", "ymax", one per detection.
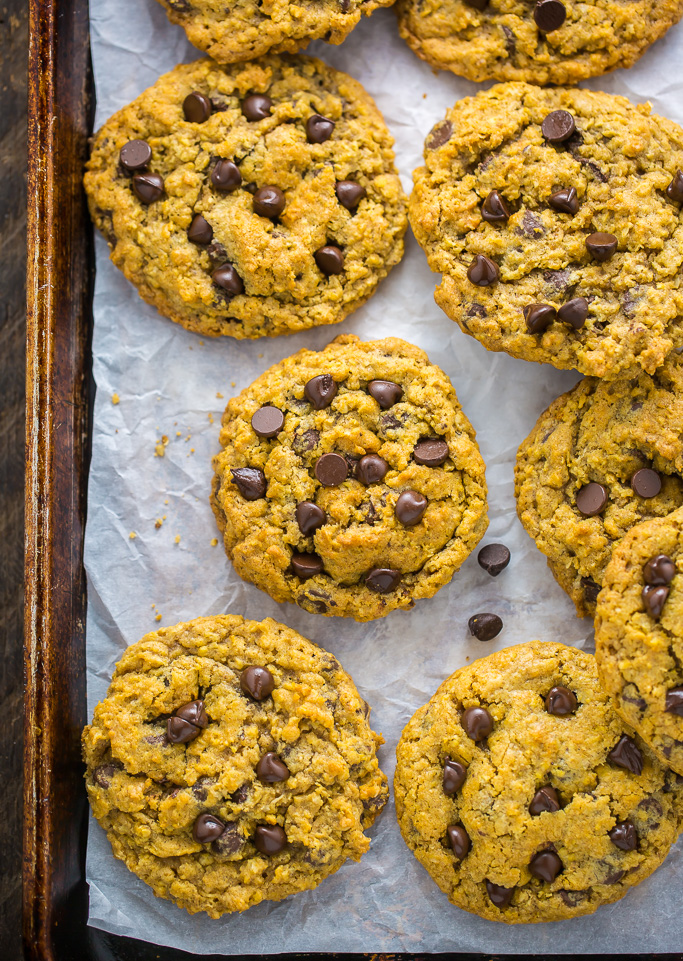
[
  {"xmin": 211, "ymin": 538, "xmax": 218, "ymax": 547},
  {"xmin": 111, "ymin": 392, "xmax": 120, "ymax": 405},
  {"xmin": 154, "ymin": 434, "xmax": 170, "ymax": 458},
  {"xmin": 176, "ymin": 431, "xmax": 182, "ymax": 437},
  {"xmin": 199, "ymin": 340, "xmax": 204, "ymax": 345},
  {"xmin": 189, "ymin": 448, "xmax": 195, "ymax": 454},
  {"xmin": 163, "ymin": 514, "xmax": 167, "ymax": 520},
  {"xmin": 155, "ymin": 613, "xmax": 162, "ymax": 622},
  {"xmin": 151, "ymin": 603, "xmax": 156, "ymax": 609},
  {"xmin": 174, "ymin": 535, "xmax": 181, "ymax": 544},
  {"xmin": 129, "ymin": 532, "xmax": 137, "ymax": 540},
  {"xmin": 423, "ymin": 92, "xmax": 427, "ymax": 99},
  {"xmin": 115, "ymin": 429, "xmax": 119, "ymax": 434},
  {"xmin": 164, "ymin": 499, "xmax": 169, "ymax": 505},
  {"xmin": 216, "ymin": 392, "xmax": 224, "ymax": 399},
  {"xmin": 230, "ymin": 381, "xmax": 236, "ymax": 387},
  {"xmin": 155, "ymin": 518, "xmax": 163, "ymax": 529},
  {"xmin": 208, "ymin": 412, "xmax": 214, "ymax": 424},
  {"xmin": 258, "ymin": 353, "xmax": 263, "ymax": 358}
]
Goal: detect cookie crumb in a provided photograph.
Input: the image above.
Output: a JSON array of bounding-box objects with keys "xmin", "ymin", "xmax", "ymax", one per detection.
[
  {"xmin": 129, "ymin": 531, "xmax": 137, "ymax": 540},
  {"xmin": 111, "ymin": 392, "xmax": 120, "ymax": 405},
  {"xmin": 216, "ymin": 392, "xmax": 224, "ymax": 399},
  {"xmin": 155, "ymin": 613, "xmax": 162, "ymax": 622},
  {"xmin": 155, "ymin": 518, "xmax": 163, "ymax": 529},
  {"xmin": 174, "ymin": 535, "xmax": 181, "ymax": 544},
  {"xmin": 211, "ymin": 537, "xmax": 218, "ymax": 547}
]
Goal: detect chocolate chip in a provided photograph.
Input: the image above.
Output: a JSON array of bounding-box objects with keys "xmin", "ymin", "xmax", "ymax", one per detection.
[
  {"xmin": 193, "ymin": 812, "xmax": 225, "ymax": 843},
  {"xmin": 549, "ymin": 186, "xmax": 579, "ymax": 214},
  {"xmin": 559, "ymin": 889, "xmax": 588, "ymax": 907},
  {"xmin": 464, "ymin": 0, "xmax": 488, "ymax": 8},
  {"xmin": 545, "ymin": 686, "xmax": 577, "ymax": 716},
  {"xmin": 188, "ymin": 214, "xmax": 213, "ymax": 245},
  {"xmin": 443, "ymin": 758, "xmax": 467, "ymax": 794},
  {"xmin": 256, "ymin": 752, "xmax": 290, "ymax": 783},
  {"xmin": 315, "ymin": 452, "xmax": 348, "ymax": 487},
  {"xmin": 291, "ymin": 552, "xmax": 324, "ymax": 579},
  {"xmin": 240, "ymin": 665, "xmax": 275, "ymax": 700},
  {"xmin": 304, "ymin": 373, "xmax": 337, "ymax": 409},
  {"xmin": 167, "ymin": 716, "xmax": 200, "ymax": 744},
  {"xmin": 211, "ymin": 159, "xmax": 242, "ymax": 192},
  {"xmin": 631, "ymin": 468, "xmax": 661, "ymax": 498},
  {"xmin": 426, "ymin": 120, "xmax": 453, "ymax": 149},
  {"xmin": 486, "ymin": 880, "xmax": 514, "ymax": 908},
  {"xmin": 481, "ymin": 190, "xmax": 510, "ymax": 223},
  {"xmin": 542, "ymin": 110, "xmax": 576, "ymax": 143},
  {"xmin": 368, "ymin": 380, "xmax": 403, "ymax": 408},
  {"xmin": 315, "ymin": 245, "xmax": 344, "ymax": 275},
  {"xmin": 557, "ymin": 296, "xmax": 588, "ymax": 329},
  {"xmin": 242, "ymin": 94, "xmax": 272, "ymax": 121},
  {"xmin": 582, "ymin": 577, "xmax": 601, "ymax": 603},
  {"xmin": 254, "ymin": 824, "xmax": 287, "ymax": 854},
  {"xmin": 516, "ymin": 210, "xmax": 545, "ymax": 238},
  {"xmin": 642, "ymin": 584, "xmax": 669, "ymax": 619},
  {"xmin": 293, "ymin": 428, "xmax": 320, "ymax": 453},
  {"xmin": 530, "ymin": 851, "xmax": 563, "ymax": 882},
  {"xmin": 251, "ymin": 406, "xmax": 284, "ymax": 438},
  {"xmin": 366, "ymin": 568, "xmax": 401, "ymax": 593},
  {"xmin": 183, "ymin": 91, "xmax": 212, "ymax": 123},
  {"xmin": 447, "ymin": 824, "xmax": 471, "ymax": 860},
  {"xmin": 175, "ymin": 699, "xmax": 207, "ymax": 728},
  {"xmin": 609, "ymin": 820, "xmax": 638, "ymax": 851},
  {"xmin": 192, "ymin": 777, "xmax": 213, "ymax": 801},
  {"xmin": 529, "ymin": 785, "xmax": 560, "ymax": 815},
  {"xmin": 212, "ymin": 263, "xmax": 244, "ymax": 295},
  {"xmin": 643, "ymin": 554, "xmax": 675, "ymax": 585},
  {"xmin": 467, "ymin": 254, "xmax": 499, "ymax": 286},
  {"xmin": 666, "ymin": 170, "xmax": 683, "ymax": 203},
  {"xmin": 212, "ymin": 822, "xmax": 243, "ymax": 856},
  {"xmin": 132, "ymin": 172, "xmax": 164, "ymax": 204},
  {"xmin": 461, "ymin": 706, "xmax": 493, "ymax": 741},
  {"xmin": 93, "ymin": 764, "xmax": 119, "ymax": 788},
  {"xmin": 336, "ymin": 181, "xmax": 366, "ymax": 210},
  {"xmin": 524, "ymin": 302, "xmax": 556, "ymax": 333},
  {"xmin": 306, "ymin": 114, "xmax": 335, "ymax": 144},
  {"xmin": 296, "ymin": 502, "xmax": 326, "ymax": 536},
  {"xmin": 468, "ymin": 613, "xmax": 503, "ymax": 641},
  {"xmin": 576, "ymin": 482, "xmax": 608, "ymax": 516},
  {"xmin": 119, "ymin": 139, "xmax": 151, "ymax": 171},
  {"xmin": 230, "ymin": 466, "xmax": 265, "ymax": 500},
  {"xmin": 534, "ymin": 0, "xmax": 566, "ymax": 31},
  {"xmin": 586, "ymin": 232, "xmax": 618, "ymax": 262},
  {"xmin": 477, "ymin": 543, "xmax": 510, "ymax": 576},
  {"xmin": 608, "ymin": 735, "xmax": 643, "ymax": 775},
  {"xmin": 604, "ymin": 869, "xmax": 625, "ymax": 885},
  {"xmin": 395, "ymin": 490, "xmax": 427, "ymax": 526},
  {"xmin": 357, "ymin": 454, "xmax": 389, "ymax": 486},
  {"xmin": 665, "ymin": 688, "xmax": 683, "ymax": 716},
  {"xmin": 414, "ymin": 438, "xmax": 449, "ymax": 467},
  {"xmin": 253, "ymin": 186, "xmax": 286, "ymax": 219}
]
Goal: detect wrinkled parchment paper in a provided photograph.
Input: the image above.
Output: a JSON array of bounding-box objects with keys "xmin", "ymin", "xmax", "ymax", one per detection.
[{"xmin": 85, "ymin": 0, "xmax": 683, "ymax": 951}]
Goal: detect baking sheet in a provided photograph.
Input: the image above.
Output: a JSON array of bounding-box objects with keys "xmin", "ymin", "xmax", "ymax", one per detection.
[{"xmin": 84, "ymin": 0, "xmax": 683, "ymax": 952}]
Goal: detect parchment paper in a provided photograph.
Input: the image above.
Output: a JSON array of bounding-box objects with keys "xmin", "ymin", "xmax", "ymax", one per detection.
[{"xmin": 84, "ymin": 0, "xmax": 683, "ymax": 951}]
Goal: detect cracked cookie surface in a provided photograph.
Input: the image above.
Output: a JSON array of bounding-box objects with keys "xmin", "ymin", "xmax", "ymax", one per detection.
[
  {"xmin": 596, "ymin": 507, "xmax": 683, "ymax": 775},
  {"xmin": 82, "ymin": 615, "xmax": 387, "ymax": 917},
  {"xmin": 84, "ymin": 55, "xmax": 406, "ymax": 339},
  {"xmin": 515, "ymin": 355, "xmax": 683, "ymax": 619},
  {"xmin": 409, "ymin": 83, "xmax": 683, "ymax": 379},
  {"xmin": 395, "ymin": 640, "xmax": 683, "ymax": 924},
  {"xmin": 211, "ymin": 335, "xmax": 488, "ymax": 621}
]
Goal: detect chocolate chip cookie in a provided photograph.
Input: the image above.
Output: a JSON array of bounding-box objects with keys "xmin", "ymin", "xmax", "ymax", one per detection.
[
  {"xmin": 596, "ymin": 507, "xmax": 683, "ymax": 775},
  {"xmin": 84, "ymin": 55, "xmax": 407, "ymax": 339},
  {"xmin": 410, "ymin": 83, "xmax": 683, "ymax": 378},
  {"xmin": 82, "ymin": 615, "xmax": 388, "ymax": 917},
  {"xmin": 395, "ymin": 640, "xmax": 683, "ymax": 924},
  {"xmin": 515, "ymin": 354, "xmax": 683, "ymax": 619},
  {"xmin": 211, "ymin": 335, "xmax": 488, "ymax": 621},
  {"xmin": 396, "ymin": 0, "xmax": 683, "ymax": 84}
]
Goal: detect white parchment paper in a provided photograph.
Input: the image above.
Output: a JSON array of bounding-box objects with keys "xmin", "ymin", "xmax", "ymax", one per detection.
[{"xmin": 85, "ymin": 0, "xmax": 683, "ymax": 951}]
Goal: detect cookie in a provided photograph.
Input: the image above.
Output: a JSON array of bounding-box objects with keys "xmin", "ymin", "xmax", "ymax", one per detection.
[
  {"xmin": 84, "ymin": 55, "xmax": 407, "ymax": 339},
  {"xmin": 515, "ymin": 355, "xmax": 683, "ymax": 619},
  {"xmin": 596, "ymin": 507, "xmax": 683, "ymax": 775},
  {"xmin": 396, "ymin": 0, "xmax": 683, "ymax": 84},
  {"xmin": 211, "ymin": 334, "xmax": 488, "ymax": 621},
  {"xmin": 82, "ymin": 615, "xmax": 388, "ymax": 917},
  {"xmin": 409, "ymin": 83, "xmax": 683, "ymax": 379},
  {"xmin": 156, "ymin": 0, "xmax": 395, "ymax": 64},
  {"xmin": 395, "ymin": 640, "xmax": 683, "ymax": 924}
]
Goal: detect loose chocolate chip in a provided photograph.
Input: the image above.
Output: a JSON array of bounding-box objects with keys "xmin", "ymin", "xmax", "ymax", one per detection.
[
  {"xmin": 291, "ymin": 552, "xmax": 324, "ymax": 579},
  {"xmin": 414, "ymin": 438, "xmax": 449, "ymax": 467},
  {"xmin": 395, "ymin": 490, "xmax": 427, "ymax": 526},
  {"xmin": 642, "ymin": 584, "xmax": 669, "ymax": 619},
  {"xmin": 240, "ymin": 665, "xmax": 275, "ymax": 700},
  {"xmin": 631, "ymin": 468, "xmax": 661, "ymax": 498},
  {"xmin": 477, "ymin": 543, "xmax": 510, "ymax": 577},
  {"xmin": 576, "ymin": 482, "xmax": 608, "ymax": 516},
  {"xmin": 643, "ymin": 554, "xmax": 675, "ymax": 585},
  {"xmin": 315, "ymin": 245, "xmax": 344, "ymax": 275},
  {"xmin": 461, "ymin": 706, "xmax": 493, "ymax": 741},
  {"xmin": 212, "ymin": 822, "xmax": 243, "ymax": 856},
  {"xmin": 468, "ymin": 613, "xmax": 503, "ymax": 642},
  {"xmin": 336, "ymin": 181, "xmax": 366, "ymax": 210},
  {"xmin": 187, "ymin": 213, "xmax": 213, "ymax": 245},
  {"xmin": 296, "ymin": 501, "xmax": 326, "ymax": 536},
  {"xmin": 666, "ymin": 170, "xmax": 683, "ymax": 203},
  {"xmin": 315, "ymin": 452, "xmax": 348, "ymax": 487},
  {"xmin": 304, "ymin": 373, "xmax": 337, "ymax": 409},
  {"xmin": 443, "ymin": 758, "xmax": 467, "ymax": 794},
  {"xmin": 183, "ymin": 91, "xmax": 212, "ymax": 123},
  {"xmin": 665, "ymin": 688, "xmax": 683, "ymax": 716},
  {"xmin": 357, "ymin": 454, "xmax": 389, "ymax": 486},
  {"xmin": 211, "ymin": 159, "xmax": 242, "ymax": 192},
  {"xmin": 529, "ymin": 850, "xmax": 563, "ymax": 882},
  {"xmin": 545, "ymin": 686, "xmax": 577, "ymax": 716},
  {"xmin": 586, "ymin": 232, "xmax": 618, "ymax": 262},
  {"xmin": 193, "ymin": 812, "xmax": 225, "ymax": 843},
  {"xmin": 534, "ymin": 0, "xmax": 566, "ymax": 31},
  {"xmin": 120, "ymin": 139, "xmax": 152, "ymax": 171},
  {"xmin": 242, "ymin": 94, "xmax": 273, "ymax": 121},
  {"xmin": 230, "ymin": 466, "xmax": 266, "ymax": 500},
  {"xmin": 582, "ymin": 577, "xmax": 601, "ymax": 603},
  {"xmin": 212, "ymin": 263, "xmax": 244, "ymax": 295},
  {"xmin": 467, "ymin": 253, "xmax": 499, "ymax": 286},
  {"xmin": 256, "ymin": 752, "xmax": 290, "ymax": 783},
  {"xmin": 306, "ymin": 114, "xmax": 335, "ymax": 143},
  {"xmin": 608, "ymin": 735, "xmax": 643, "ymax": 775},
  {"xmin": 426, "ymin": 120, "xmax": 453, "ymax": 149},
  {"xmin": 251, "ymin": 406, "xmax": 284, "ymax": 438},
  {"xmin": 132, "ymin": 172, "xmax": 164, "ymax": 204},
  {"xmin": 366, "ymin": 568, "xmax": 401, "ymax": 593},
  {"xmin": 557, "ymin": 296, "xmax": 588, "ymax": 329},
  {"xmin": 254, "ymin": 824, "xmax": 287, "ymax": 854},
  {"xmin": 609, "ymin": 820, "xmax": 638, "ymax": 851},
  {"xmin": 524, "ymin": 303, "xmax": 556, "ymax": 333},
  {"xmin": 529, "ymin": 785, "xmax": 561, "ymax": 815},
  {"xmin": 542, "ymin": 110, "xmax": 576, "ymax": 143},
  {"xmin": 368, "ymin": 380, "xmax": 403, "ymax": 408},
  {"xmin": 253, "ymin": 185, "xmax": 286, "ymax": 219},
  {"xmin": 549, "ymin": 186, "xmax": 579, "ymax": 214},
  {"xmin": 447, "ymin": 824, "xmax": 471, "ymax": 860},
  {"xmin": 486, "ymin": 880, "xmax": 514, "ymax": 908},
  {"xmin": 481, "ymin": 190, "xmax": 510, "ymax": 223}
]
